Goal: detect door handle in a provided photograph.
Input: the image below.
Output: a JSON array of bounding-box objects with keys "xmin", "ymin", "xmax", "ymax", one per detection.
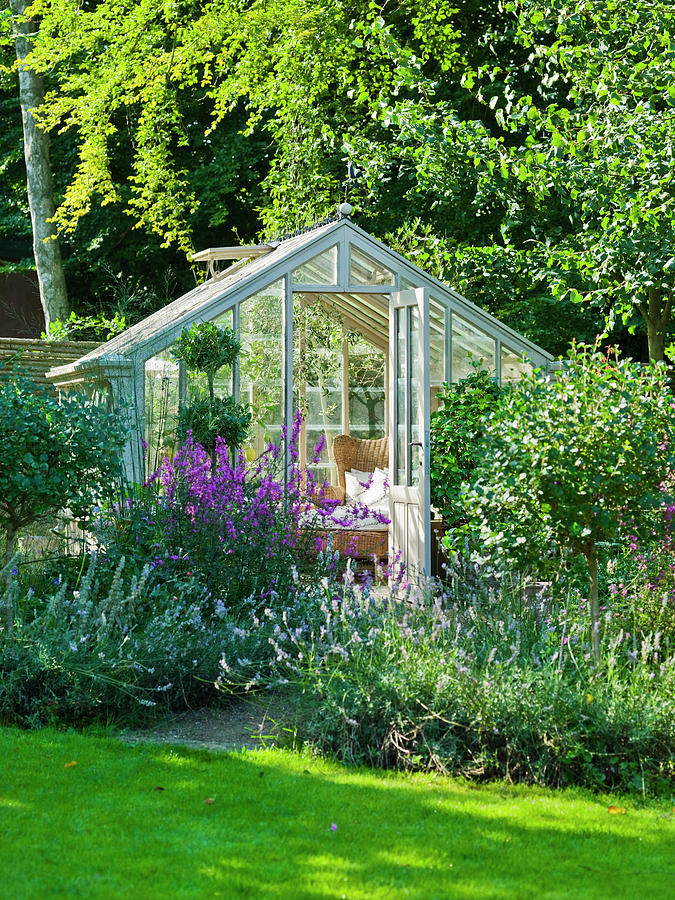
[{"xmin": 408, "ymin": 441, "xmax": 423, "ymax": 448}]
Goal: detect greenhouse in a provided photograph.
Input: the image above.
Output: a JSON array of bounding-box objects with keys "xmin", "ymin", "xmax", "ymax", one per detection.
[{"xmin": 47, "ymin": 213, "xmax": 553, "ymax": 572}]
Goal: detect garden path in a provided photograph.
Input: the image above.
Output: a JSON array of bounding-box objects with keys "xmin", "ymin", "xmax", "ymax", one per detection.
[{"xmin": 120, "ymin": 694, "xmax": 296, "ymax": 752}]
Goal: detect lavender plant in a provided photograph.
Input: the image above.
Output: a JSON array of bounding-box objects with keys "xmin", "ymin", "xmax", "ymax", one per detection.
[
  {"xmin": 0, "ymin": 549, "xmax": 312, "ymax": 725},
  {"xmin": 237, "ymin": 567, "xmax": 674, "ymax": 794},
  {"xmin": 2, "ymin": 519, "xmax": 673, "ymax": 794}
]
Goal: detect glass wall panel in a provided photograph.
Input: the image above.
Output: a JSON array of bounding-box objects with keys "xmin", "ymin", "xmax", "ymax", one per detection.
[
  {"xmin": 186, "ymin": 308, "xmax": 235, "ymax": 405},
  {"xmin": 429, "ymin": 297, "xmax": 446, "ymax": 414},
  {"xmin": 451, "ymin": 313, "xmax": 496, "ymax": 382},
  {"xmin": 350, "ymin": 246, "xmax": 395, "ymax": 285},
  {"xmin": 239, "ymin": 280, "xmax": 284, "ymax": 458},
  {"xmin": 292, "ymin": 245, "xmax": 338, "ymax": 284},
  {"xmin": 144, "ymin": 350, "xmax": 180, "ymax": 474},
  {"xmin": 293, "ymin": 296, "xmax": 343, "ymax": 485},
  {"xmin": 501, "ymin": 345, "xmax": 534, "ymax": 383},
  {"xmin": 348, "ymin": 338, "xmax": 385, "ymax": 440}
]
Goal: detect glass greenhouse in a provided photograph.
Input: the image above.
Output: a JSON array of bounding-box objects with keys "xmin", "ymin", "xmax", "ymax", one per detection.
[{"xmin": 48, "ymin": 215, "xmax": 553, "ymax": 572}]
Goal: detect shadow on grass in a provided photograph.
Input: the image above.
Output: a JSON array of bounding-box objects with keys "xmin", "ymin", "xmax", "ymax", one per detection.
[{"xmin": 0, "ymin": 727, "xmax": 673, "ymax": 900}]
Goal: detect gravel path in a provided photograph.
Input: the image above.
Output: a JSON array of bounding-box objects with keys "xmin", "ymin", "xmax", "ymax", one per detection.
[{"xmin": 121, "ymin": 694, "xmax": 298, "ymax": 752}]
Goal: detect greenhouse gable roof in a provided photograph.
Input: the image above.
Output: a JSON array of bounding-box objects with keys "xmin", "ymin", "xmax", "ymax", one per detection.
[{"xmin": 48, "ymin": 217, "xmax": 553, "ymax": 384}]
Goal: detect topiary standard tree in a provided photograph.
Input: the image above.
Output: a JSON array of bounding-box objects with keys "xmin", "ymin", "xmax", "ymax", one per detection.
[
  {"xmin": 453, "ymin": 344, "xmax": 675, "ymax": 663},
  {"xmin": 170, "ymin": 321, "xmax": 250, "ymax": 457},
  {"xmin": 0, "ymin": 370, "xmax": 126, "ymax": 567}
]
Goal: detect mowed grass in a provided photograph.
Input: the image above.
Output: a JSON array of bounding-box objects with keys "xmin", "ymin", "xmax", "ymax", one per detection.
[{"xmin": 0, "ymin": 727, "xmax": 673, "ymax": 899}]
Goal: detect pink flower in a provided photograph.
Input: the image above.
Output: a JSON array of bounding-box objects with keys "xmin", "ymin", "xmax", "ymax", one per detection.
[{"xmin": 330, "ymin": 823, "xmax": 338, "ymax": 832}]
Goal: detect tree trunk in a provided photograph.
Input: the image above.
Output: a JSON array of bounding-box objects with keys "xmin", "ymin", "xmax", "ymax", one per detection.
[
  {"xmin": 4, "ymin": 520, "xmax": 18, "ymax": 567},
  {"xmin": 646, "ymin": 317, "xmax": 666, "ymax": 363},
  {"xmin": 640, "ymin": 287, "xmax": 672, "ymax": 363},
  {"xmin": 585, "ymin": 545, "xmax": 601, "ymax": 665},
  {"xmin": 10, "ymin": 0, "xmax": 69, "ymax": 332}
]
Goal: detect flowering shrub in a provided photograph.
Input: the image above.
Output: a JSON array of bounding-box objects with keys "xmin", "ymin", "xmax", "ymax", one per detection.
[
  {"xmin": 101, "ymin": 412, "xmax": 366, "ymax": 613},
  {"xmin": 449, "ymin": 344, "xmax": 675, "ymax": 663},
  {"xmin": 245, "ymin": 569, "xmax": 674, "ymax": 794},
  {"xmin": 0, "ymin": 550, "xmax": 314, "ymax": 726}
]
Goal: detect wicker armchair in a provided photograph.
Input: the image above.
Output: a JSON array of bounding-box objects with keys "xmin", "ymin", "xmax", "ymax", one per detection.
[{"xmin": 315, "ymin": 434, "xmax": 390, "ymax": 562}]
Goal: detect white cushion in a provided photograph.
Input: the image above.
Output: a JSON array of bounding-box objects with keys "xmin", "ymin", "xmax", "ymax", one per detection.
[
  {"xmin": 345, "ymin": 468, "xmax": 373, "ymax": 500},
  {"xmin": 359, "ymin": 467, "xmax": 389, "ymax": 510},
  {"xmin": 320, "ymin": 504, "xmax": 389, "ymax": 531}
]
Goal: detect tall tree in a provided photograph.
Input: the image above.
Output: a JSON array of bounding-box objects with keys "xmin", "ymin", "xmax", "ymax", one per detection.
[
  {"xmin": 24, "ymin": 1, "xmax": 505, "ymax": 242},
  {"xmin": 8, "ymin": 0, "xmax": 68, "ymax": 330},
  {"xmin": 463, "ymin": 0, "xmax": 675, "ymax": 361}
]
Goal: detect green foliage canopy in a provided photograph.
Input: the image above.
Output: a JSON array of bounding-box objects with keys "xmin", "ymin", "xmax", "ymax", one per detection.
[
  {"xmin": 8, "ymin": 0, "xmax": 670, "ymax": 361},
  {"xmin": 176, "ymin": 395, "xmax": 251, "ymax": 457},
  {"xmin": 171, "ymin": 321, "xmax": 240, "ymax": 400},
  {"xmin": 21, "ymin": 0, "xmax": 506, "ymax": 243},
  {"xmin": 466, "ymin": 0, "xmax": 675, "ymax": 359}
]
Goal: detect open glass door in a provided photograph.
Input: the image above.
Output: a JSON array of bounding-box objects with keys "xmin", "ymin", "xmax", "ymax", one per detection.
[{"xmin": 388, "ymin": 287, "xmax": 431, "ymax": 574}]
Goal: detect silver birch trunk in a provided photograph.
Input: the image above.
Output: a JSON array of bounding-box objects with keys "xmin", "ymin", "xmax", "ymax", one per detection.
[{"xmin": 9, "ymin": 0, "xmax": 69, "ymax": 332}]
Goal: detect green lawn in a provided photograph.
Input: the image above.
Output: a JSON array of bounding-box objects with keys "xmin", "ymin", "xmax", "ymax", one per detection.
[{"xmin": 0, "ymin": 727, "xmax": 672, "ymax": 899}]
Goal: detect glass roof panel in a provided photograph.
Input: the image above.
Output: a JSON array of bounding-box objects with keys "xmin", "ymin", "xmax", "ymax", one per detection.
[
  {"xmin": 349, "ymin": 246, "xmax": 395, "ymax": 285},
  {"xmin": 292, "ymin": 245, "xmax": 338, "ymax": 284},
  {"xmin": 313, "ymin": 291, "xmax": 388, "ymax": 348}
]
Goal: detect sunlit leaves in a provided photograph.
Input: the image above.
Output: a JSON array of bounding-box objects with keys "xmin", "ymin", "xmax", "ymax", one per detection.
[{"xmin": 468, "ymin": 0, "xmax": 675, "ymax": 358}]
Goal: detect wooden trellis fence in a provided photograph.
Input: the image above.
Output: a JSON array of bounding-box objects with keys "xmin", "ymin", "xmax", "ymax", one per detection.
[{"xmin": 0, "ymin": 338, "xmax": 100, "ymax": 390}]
